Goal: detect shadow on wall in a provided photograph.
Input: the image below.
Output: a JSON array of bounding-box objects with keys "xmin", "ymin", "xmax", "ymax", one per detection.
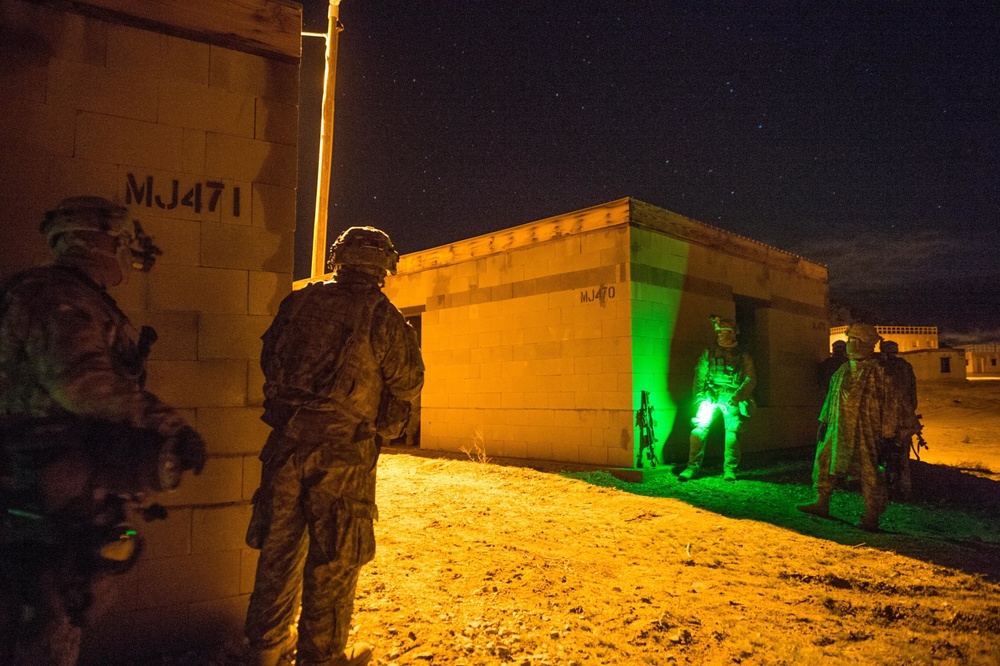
[{"xmin": 259, "ymin": 53, "xmax": 298, "ymax": 279}]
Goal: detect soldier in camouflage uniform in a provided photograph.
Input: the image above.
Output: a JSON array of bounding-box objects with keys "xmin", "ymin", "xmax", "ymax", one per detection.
[
  {"xmin": 879, "ymin": 340, "xmax": 920, "ymax": 499},
  {"xmin": 0, "ymin": 196, "xmax": 206, "ymax": 666},
  {"xmin": 244, "ymin": 227, "xmax": 424, "ymax": 666},
  {"xmin": 797, "ymin": 324, "xmax": 911, "ymax": 531},
  {"xmin": 679, "ymin": 315, "xmax": 756, "ymax": 482},
  {"xmin": 817, "ymin": 340, "xmax": 848, "ymax": 391}
]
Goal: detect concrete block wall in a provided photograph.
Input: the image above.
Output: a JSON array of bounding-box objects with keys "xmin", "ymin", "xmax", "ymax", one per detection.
[
  {"xmin": 628, "ymin": 211, "xmax": 828, "ymax": 461},
  {"xmin": 0, "ymin": 2, "xmax": 299, "ymax": 661},
  {"xmin": 629, "ymin": 226, "xmax": 743, "ymax": 461},
  {"xmin": 385, "ymin": 225, "xmax": 635, "ymax": 468}
]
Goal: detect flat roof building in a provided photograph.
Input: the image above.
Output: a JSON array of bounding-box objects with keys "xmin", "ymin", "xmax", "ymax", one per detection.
[
  {"xmin": 966, "ymin": 343, "xmax": 1000, "ymax": 377},
  {"xmin": 345, "ymin": 198, "xmax": 831, "ymax": 468}
]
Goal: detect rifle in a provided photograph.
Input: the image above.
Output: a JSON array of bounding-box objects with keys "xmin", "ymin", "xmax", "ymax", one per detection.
[
  {"xmin": 636, "ymin": 390, "xmax": 658, "ymax": 469},
  {"xmin": 911, "ymin": 414, "xmax": 929, "ymax": 461}
]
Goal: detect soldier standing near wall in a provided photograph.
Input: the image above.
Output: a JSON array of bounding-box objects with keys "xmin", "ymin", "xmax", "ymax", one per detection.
[
  {"xmin": 0, "ymin": 197, "xmax": 207, "ymax": 666},
  {"xmin": 879, "ymin": 340, "xmax": 920, "ymax": 499},
  {"xmin": 679, "ymin": 315, "xmax": 756, "ymax": 483},
  {"xmin": 244, "ymin": 227, "xmax": 424, "ymax": 666},
  {"xmin": 818, "ymin": 340, "xmax": 848, "ymax": 391},
  {"xmin": 797, "ymin": 324, "xmax": 910, "ymax": 532}
]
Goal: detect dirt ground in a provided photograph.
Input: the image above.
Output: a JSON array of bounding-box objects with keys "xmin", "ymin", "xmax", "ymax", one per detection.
[{"xmin": 161, "ymin": 381, "xmax": 1000, "ymax": 666}]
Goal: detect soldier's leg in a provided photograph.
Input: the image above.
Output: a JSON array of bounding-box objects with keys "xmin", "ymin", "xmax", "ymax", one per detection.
[
  {"xmin": 721, "ymin": 405, "xmax": 743, "ymax": 480},
  {"xmin": 297, "ymin": 436, "xmax": 378, "ymax": 666},
  {"xmin": 898, "ymin": 446, "xmax": 912, "ymax": 499},
  {"xmin": 297, "ymin": 552, "xmax": 363, "ymax": 665},
  {"xmin": 858, "ymin": 436, "xmax": 888, "ymax": 532},
  {"xmin": 245, "ymin": 452, "xmax": 308, "ymax": 657},
  {"xmin": 797, "ymin": 436, "xmax": 834, "ymax": 518},
  {"xmin": 11, "ymin": 566, "xmax": 82, "ymax": 666},
  {"xmin": 682, "ymin": 401, "xmax": 716, "ymax": 480}
]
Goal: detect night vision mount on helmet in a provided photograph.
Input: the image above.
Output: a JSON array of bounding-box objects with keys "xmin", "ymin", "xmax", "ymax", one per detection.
[
  {"xmin": 40, "ymin": 196, "xmax": 162, "ymax": 272},
  {"xmin": 326, "ymin": 226, "xmax": 399, "ymax": 275}
]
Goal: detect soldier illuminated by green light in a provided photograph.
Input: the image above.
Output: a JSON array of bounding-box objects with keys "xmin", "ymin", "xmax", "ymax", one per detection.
[{"xmin": 679, "ymin": 315, "xmax": 756, "ymax": 482}]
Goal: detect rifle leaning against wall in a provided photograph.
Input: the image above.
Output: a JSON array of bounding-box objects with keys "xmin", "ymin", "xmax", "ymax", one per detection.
[
  {"xmin": 911, "ymin": 414, "xmax": 929, "ymax": 461},
  {"xmin": 636, "ymin": 390, "xmax": 658, "ymax": 469}
]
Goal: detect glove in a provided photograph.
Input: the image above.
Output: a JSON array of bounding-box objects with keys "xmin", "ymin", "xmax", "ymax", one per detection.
[{"xmin": 172, "ymin": 425, "xmax": 207, "ymax": 474}]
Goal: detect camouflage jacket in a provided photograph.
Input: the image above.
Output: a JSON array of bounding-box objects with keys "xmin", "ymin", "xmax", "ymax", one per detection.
[
  {"xmin": 819, "ymin": 357, "xmax": 914, "ymax": 476},
  {"xmin": 260, "ymin": 274, "xmax": 424, "ymax": 443},
  {"xmin": 0, "ymin": 264, "xmax": 186, "ymax": 439},
  {"xmin": 693, "ymin": 345, "xmax": 756, "ymax": 405},
  {"xmin": 880, "ymin": 354, "xmax": 919, "ymax": 433}
]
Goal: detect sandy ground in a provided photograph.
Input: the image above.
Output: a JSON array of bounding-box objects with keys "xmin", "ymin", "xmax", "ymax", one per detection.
[
  {"xmin": 158, "ymin": 381, "xmax": 1000, "ymax": 666},
  {"xmin": 916, "ymin": 379, "xmax": 1000, "ymax": 472}
]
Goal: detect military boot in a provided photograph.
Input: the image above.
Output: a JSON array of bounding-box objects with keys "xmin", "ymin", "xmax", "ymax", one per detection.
[
  {"xmin": 248, "ymin": 629, "xmax": 297, "ymax": 666},
  {"xmin": 330, "ymin": 642, "xmax": 373, "ymax": 666},
  {"xmin": 796, "ymin": 491, "xmax": 831, "ymax": 519},
  {"xmin": 678, "ymin": 466, "xmax": 698, "ymax": 482},
  {"xmin": 858, "ymin": 511, "xmax": 880, "ymax": 533}
]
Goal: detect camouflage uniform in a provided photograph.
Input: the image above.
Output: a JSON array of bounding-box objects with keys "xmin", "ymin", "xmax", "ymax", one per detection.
[
  {"xmin": 879, "ymin": 344, "xmax": 919, "ymax": 499},
  {"xmin": 817, "ymin": 341, "xmax": 848, "ymax": 391},
  {"xmin": 244, "ymin": 229, "xmax": 423, "ymax": 666},
  {"xmin": 0, "ymin": 266, "xmax": 189, "ymax": 436},
  {"xmin": 813, "ymin": 358, "xmax": 891, "ymax": 521},
  {"xmin": 801, "ymin": 324, "xmax": 910, "ymax": 531},
  {"xmin": 0, "ymin": 197, "xmax": 204, "ymax": 665},
  {"xmin": 683, "ymin": 317, "xmax": 756, "ymax": 480}
]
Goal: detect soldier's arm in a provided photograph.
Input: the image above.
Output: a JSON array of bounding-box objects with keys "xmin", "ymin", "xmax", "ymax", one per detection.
[
  {"xmin": 818, "ymin": 365, "xmax": 843, "ymax": 424},
  {"xmin": 732, "ymin": 353, "xmax": 757, "ymax": 404},
  {"xmin": 259, "ymin": 289, "xmax": 300, "ymax": 383},
  {"xmin": 374, "ymin": 302, "xmax": 424, "ymax": 403},
  {"xmin": 692, "ymin": 351, "xmax": 709, "ymax": 401},
  {"xmin": 29, "ymin": 298, "xmax": 187, "ymax": 439}
]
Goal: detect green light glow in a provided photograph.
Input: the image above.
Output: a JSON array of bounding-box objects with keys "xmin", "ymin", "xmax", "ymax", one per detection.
[
  {"xmin": 692, "ymin": 399, "xmax": 727, "ymax": 430},
  {"xmin": 630, "ymin": 228, "xmax": 690, "ymax": 466}
]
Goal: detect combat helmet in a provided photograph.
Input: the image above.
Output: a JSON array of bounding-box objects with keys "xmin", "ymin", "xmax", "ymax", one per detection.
[
  {"xmin": 327, "ymin": 226, "xmax": 399, "ymax": 276},
  {"xmin": 40, "ymin": 196, "xmax": 162, "ymax": 271},
  {"xmin": 846, "ymin": 323, "xmax": 881, "ymax": 346},
  {"xmin": 40, "ymin": 196, "xmax": 130, "ymax": 245}
]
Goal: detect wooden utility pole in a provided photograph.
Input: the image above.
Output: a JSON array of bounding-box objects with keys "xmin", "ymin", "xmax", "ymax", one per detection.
[{"xmin": 311, "ymin": 0, "xmax": 343, "ymax": 277}]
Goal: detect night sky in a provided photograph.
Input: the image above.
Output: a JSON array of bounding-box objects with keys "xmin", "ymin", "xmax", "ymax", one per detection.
[{"xmin": 296, "ymin": 2, "xmax": 999, "ymax": 339}]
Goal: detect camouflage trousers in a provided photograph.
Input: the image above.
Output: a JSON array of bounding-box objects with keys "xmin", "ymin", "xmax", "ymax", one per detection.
[
  {"xmin": 245, "ymin": 424, "xmax": 378, "ymax": 665},
  {"xmin": 0, "ymin": 553, "xmax": 85, "ymax": 666},
  {"xmin": 688, "ymin": 400, "xmax": 745, "ymax": 474},
  {"xmin": 883, "ymin": 436, "xmax": 912, "ymax": 500},
  {"xmin": 813, "ymin": 433, "xmax": 887, "ymax": 520}
]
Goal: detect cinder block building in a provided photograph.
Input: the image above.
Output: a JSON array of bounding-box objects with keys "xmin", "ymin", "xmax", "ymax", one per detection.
[
  {"xmin": 0, "ymin": 0, "xmax": 299, "ymax": 661},
  {"xmin": 369, "ymin": 198, "xmax": 830, "ymax": 468},
  {"xmin": 901, "ymin": 348, "xmax": 967, "ymax": 382},
  {"xmin": 966, "ymin": 343, "xmax": 1000, "ymax": 377}
]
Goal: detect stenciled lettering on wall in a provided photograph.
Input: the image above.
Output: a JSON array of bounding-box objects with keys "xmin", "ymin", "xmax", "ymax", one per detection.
[
  {"xmin": 125, "ymin": 173, "xmax": 241, "ymax": 217},
  {"xmin": 580, "ymin": 284, "xmax": 616, "ymax": 306}
]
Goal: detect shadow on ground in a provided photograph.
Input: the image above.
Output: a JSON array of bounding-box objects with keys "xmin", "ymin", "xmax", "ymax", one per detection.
[{"xmin": 563, "ymin": 446, "xmax": 1000, "ymax": 582}]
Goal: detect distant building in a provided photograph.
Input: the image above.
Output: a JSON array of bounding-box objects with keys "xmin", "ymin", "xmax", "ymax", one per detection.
[
  {"xmin": 312, "ymin": 198, "xmax": 831, "ymax": 468},
  {"xmin": 900, "ymin": 348, "xmax": 966, "ymax": 382},
  {"xmin": 966, "ymin": 343, "xmax": 1000, "ymax": 377},
  {"xmin": 830, "ymin": 325, "xmax": 938, "ymax": 352}
]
